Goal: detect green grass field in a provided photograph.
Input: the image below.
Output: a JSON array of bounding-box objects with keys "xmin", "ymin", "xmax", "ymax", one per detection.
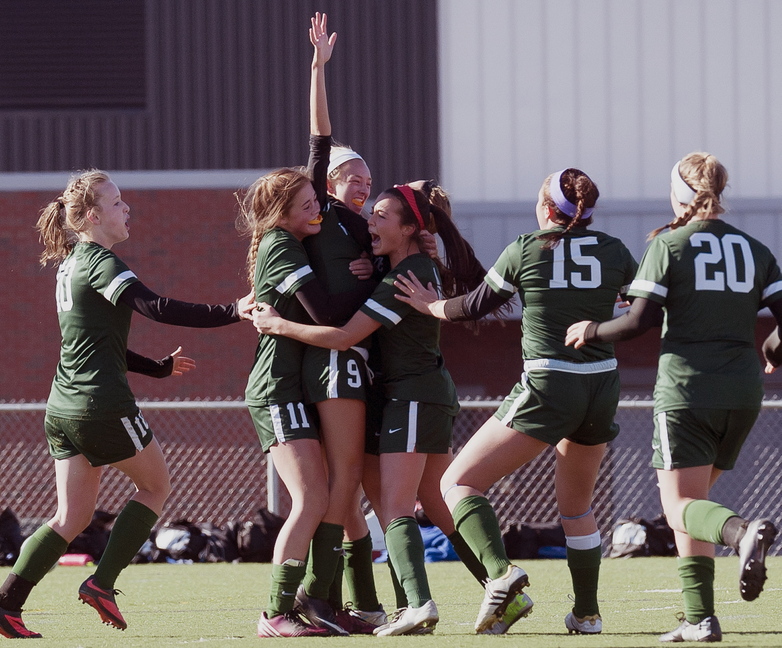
[{"xmin": 4, "ymin": 557, "xmax": 780, "ymax": 646}]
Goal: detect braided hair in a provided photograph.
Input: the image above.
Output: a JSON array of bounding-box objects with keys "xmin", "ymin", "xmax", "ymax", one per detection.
[
  {"xmin": 537, "ymin": 168, "xmax": 599, "ymax": 249},
  {"xmin": 648, "ymin": 152, "xmax": 727, "ymax": 240}
]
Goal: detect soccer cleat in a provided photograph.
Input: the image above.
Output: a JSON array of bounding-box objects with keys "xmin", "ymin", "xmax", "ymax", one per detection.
[
  {"xmin": 0, "ymin": 607, "xmax": 42, "ymax": 639},
  {"xmin": 257, "ymin": 610, "xmax": 332, "ymax": 637},
  {"xmin": 294, "ymin": 585, "xmax": 348, "ymax": 636},
  {"xmin": 78, "ymin": 576, "xmax": 127, "ymax": 630},
  {"xmin": 335, "ymin": 603, "xmax": 386, "ymax": 634},
  {"xmin": 474, "ymin": 564, "xmax": 530, "ymax": 633},
  {"xmin": 379, "ymin": 608, "xmax": 434, "ymax": 635},
  {"xmin": 565, "ymin": 610, "xmax": 602, "ymax": 634},
  {"xmin": 373, "ymin": 600, "xmax": 439, "ymax": 636},
  {"xmin": 480, "ymin": 590, "xmax": 534, "ymax": 634},
  {"xmin": 659, "ymin": 615, "xmax": 722, "ymax": 642},
  {"xmin": 738, "ymin": 519, "xmax": 777, "ymax": 602}
]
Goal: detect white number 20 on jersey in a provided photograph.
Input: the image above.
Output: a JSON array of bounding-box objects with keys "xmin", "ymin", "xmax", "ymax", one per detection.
[
  {"xmin": 55, "ymin": 257, "xmax": 77, "ymax": 312},
  {"xmin": 691, "ymin": 232, "xmax": 754, "ymax": 293},
  {"xmin": 549, "ymin": 237, "xmax": 602, "ymax": 289}
]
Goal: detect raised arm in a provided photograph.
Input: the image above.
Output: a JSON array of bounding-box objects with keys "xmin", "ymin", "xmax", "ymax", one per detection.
[
  {"xmin": 310, "ymin": 12, "xmax": 336, "ymax": 137},
  {"xmin": 307, "ymin": 12, "xmax": 337, "ymax": 209},
  {"xmin": 254, "ymin": 302, "xmax": 380, "ymax": 351}
]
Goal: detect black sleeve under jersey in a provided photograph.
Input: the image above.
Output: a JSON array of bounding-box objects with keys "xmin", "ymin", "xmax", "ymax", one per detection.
[
  {"xmin": 119, "ymin": 282, "xmax": 240, "ymax": 327},
  {"xmin": 296, "ymin": 276, "xmax": 378, "ymax": 326},
  {"xmin": 588, "ymin": 297, "xmax": 664, "ymax": 342},
  {"xmin": 442, "ymin": 282, "xmax": 511, "ymax": 322},
  {"xmin": 309, "ymin": 134, "xmax": 331, "ymax": 210},
  {"xmin": 126, "ymin": 349, "xmax": 173, "ymax": 378},
  {"xmin": 761, "ymin": 299, "xmax": 782, "ymax": 367}
]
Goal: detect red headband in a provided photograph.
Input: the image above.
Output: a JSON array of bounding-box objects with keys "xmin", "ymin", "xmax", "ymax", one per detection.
[{"xmin": 394, "ymin": 184, "xmax": 426, "ymax": 230}]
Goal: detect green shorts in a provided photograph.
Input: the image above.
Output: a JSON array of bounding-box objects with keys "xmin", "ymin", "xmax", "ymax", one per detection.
[
  {"xmin": 494, "ymin": 359, "xmax": 620, "ymax": 446},
  {"xmin": 652, "ymin": 407, "xmax": 759, "ymax": 470},
  {"xmin": 378, "ymin": 399, "xmax": 458, "ymax": 455},
  {"xmin": 45, "ymin": 409, "xmax": 153, "ymax": 467},
  {"xmin": 364, "ymin": 376, "xmax": 385, "ymax": 456},
  {"xmin": 303, "ymin": 346, "xmax": 369, "ymax": 404},
  {"xmin": 248, "ymin": 401, "xmax": 320, "ymax": 452}
]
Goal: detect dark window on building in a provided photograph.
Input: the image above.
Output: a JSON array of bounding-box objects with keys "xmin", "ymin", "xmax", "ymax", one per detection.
[{"xmin": 0, "ymin": 0, "xmax": 145, "ymax": 110}]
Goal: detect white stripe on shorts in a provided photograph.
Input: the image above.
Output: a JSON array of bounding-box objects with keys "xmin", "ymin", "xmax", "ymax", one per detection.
[
  {"xmin": 121, "ymin": 416, "xmax": 144, "ymax": 452},
  {"xmin": 269, "ymin": 405, "xmax": 286, "ymax": 443},
  {"xmin": 657, "ymin": 411, "xmax": 673, "ymax": 470},
  {"xmin": 407, "ymin": 401, "xmax": 418, "ymax": 453},
  {"xmin": 327, "ymin": 349, "xmax": 339, "ymax": 398},
  {"xmin": 500, "ymin": 373, "xmax": 530, "ymax": 427}
]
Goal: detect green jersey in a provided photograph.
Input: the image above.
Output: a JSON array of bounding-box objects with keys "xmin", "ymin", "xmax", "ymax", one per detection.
[
  {"xmin": 360, "ymin": 254, "xmax": 458, "ymax": 408},
  {"xmin": 245, "ymin": 228, "xmax": 315, "ymax": 406},
  {"xmin": 628, "ymin": 219, "xmax": 782, "ymax": 412},
  {"xmin": 303, "ymin": 204, "xmax": 367, "ymax": 296},
  {"xmin": 46, "ymin": 242, "xmax": 139, "ymax": 420},
  {"xmin": 486, "ymin": 226, "xmax": 637, "ymax": 362}
]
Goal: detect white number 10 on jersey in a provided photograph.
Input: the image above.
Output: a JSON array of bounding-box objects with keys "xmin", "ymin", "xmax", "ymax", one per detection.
[{"xmin": 55, "ymin": 257, "xmax": 77, "ymax": 312}]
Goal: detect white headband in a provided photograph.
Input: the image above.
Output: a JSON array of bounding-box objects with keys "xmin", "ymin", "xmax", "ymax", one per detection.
[
  {"xmin": 671, "ymin": 161, "xmax": 697, "ymax": 205},
  {"xmin": 328, "ymin": 147, "xmax": 365, "ymax": 176},
  {"xmin": 549, "ymin": 170, "xmax": 594, "ymax": 220}
]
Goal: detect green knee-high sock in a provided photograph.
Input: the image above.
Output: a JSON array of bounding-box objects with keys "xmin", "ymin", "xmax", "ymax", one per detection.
[
  {"xmin": 267, "ymin": 561, "xmax": 306, "ymax": 617},
  {"xmin": 384, "ymin": 517, "xmax": 430, "ymax": 608},
  {"xmin": 344, "ymin": 533, "xmax": 381, "ymax": 611},
  {"xmin": 452, "ymin": 495, "xmax": 510, "ymax": 580},
  {"xmin": 94, "ymin": 500, "xmax": 158, "ymax": 589},
  {"xmin": 682, "ymin": 500, "xmax": 738, "ymax": 546},
  {"xmin": 447, "ymin": 530, "xmax": 489, "ymax": 586},
  {"xmin": 328, "ymin": 552, "xmax": 344, "ymax": 610},
  {"xmin": 387, "ymin": 557, "xmax": 407, "ymax": 609},
  {"xmin": 303, "ymin": 522, "xmax": 344, "ymax": 600},
  {"xmin": 11, "ymin": 525, "xmax": 68, "ymax": 585},
  {"xmin": 567, "ymin": 546, "xmax": 601, "ymax": 617},
  {"xmin": 678, "ymin": 556, "xmax": 715, "ymax": 623}
]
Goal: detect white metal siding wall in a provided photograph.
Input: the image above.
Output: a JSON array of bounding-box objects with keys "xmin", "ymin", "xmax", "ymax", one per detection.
[{"xmin": 439, "ymin": 0, "xmax": 782, "ymax": 203}]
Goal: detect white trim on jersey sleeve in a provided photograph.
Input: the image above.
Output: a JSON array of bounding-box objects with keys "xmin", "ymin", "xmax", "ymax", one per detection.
[
  {"xmin": 762, "ymin": 280, "xmax": 782, "ymax": 301},
  {"xmin": 276, "ymin": 265, "xmax": 314, "ymax": 294},
  {"xmin": 486, "ymin": 267, "xmax": 517, "ymax": 295},
  {"xmin": 103, "ymin": 271, "xmax": 138, "ymax": 302},
  {"xmin": 629, "ymin": 278, "xmax": 668, "ymax": 298},
  {"xmin": 364, "ymin": 298, "xmax": 402, "ymax": 325}
]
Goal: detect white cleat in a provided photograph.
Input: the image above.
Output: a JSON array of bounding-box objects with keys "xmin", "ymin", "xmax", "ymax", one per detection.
[
  {"xmin": 565, "ymin": 611, "xmax": 602, "ymax": 634},
  {"xmin": 480, "ymin": 590, "xmax": 534, "ymax": 634},
  {"xmin": 474, "ymin": 564, "xmax": 530, "ymax": 633},
  {"xmin": 659, "ymin": 615, "xmax": 721, "ymax": 642},
  {"xmin": 373, "ymin": 600, "xmax": 439, "ymax": 636}
]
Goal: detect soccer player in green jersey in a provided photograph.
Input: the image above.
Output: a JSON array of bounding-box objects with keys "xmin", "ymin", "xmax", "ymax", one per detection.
[
  {"xmin": 0, "ymin": 170, "xmax": 253, "ymax": 640},
  {"xmin": 238, "ymin": 166, "xmax": 387, "ymax": 637},
  {"xmin": 253, "ymin": 184, "xmax": 486, "ymax": 635},
  {"xmin": 395, "ymin": 168, "xmax": 637, "ymax": 636},
  {"xmin": 294, "ymin": 15, "xmax": 383, "ymax": 634},
  {"xmin": 567, "ymin": 152, "xmax": 781, "ymax": 642}
]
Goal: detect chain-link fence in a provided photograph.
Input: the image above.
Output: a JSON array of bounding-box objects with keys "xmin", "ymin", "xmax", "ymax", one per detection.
[{"xmin": 1, "ymin": 399, "xmax": 780, "ymax": 555}]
